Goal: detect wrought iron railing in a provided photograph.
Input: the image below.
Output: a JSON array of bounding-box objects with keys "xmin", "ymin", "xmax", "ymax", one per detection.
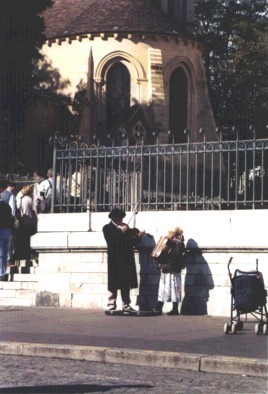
[{"xmin": 51, "ymin": 132, "xmax": 268, "ymax": 212}]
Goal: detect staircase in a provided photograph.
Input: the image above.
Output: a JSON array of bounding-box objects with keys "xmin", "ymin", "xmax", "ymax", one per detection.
[{"xmin": 0, "ymin": 260, "xmax": 39, "ymax": 307}]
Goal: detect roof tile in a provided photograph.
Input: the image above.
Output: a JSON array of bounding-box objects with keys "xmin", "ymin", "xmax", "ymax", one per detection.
[{"xmin": 43, "ymin": 0, "xmax": 185, "ymax": 39}]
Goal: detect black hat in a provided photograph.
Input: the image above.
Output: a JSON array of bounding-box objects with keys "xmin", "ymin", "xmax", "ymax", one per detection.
[{"xmin": 108, "ymin": 208, "xmax": 126, "ymax": 219}]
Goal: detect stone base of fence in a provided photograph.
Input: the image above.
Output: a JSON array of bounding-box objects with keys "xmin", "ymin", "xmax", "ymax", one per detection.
[{"xmin": 0, "ymin": 210, "xmax": 267, "ymax": 316}]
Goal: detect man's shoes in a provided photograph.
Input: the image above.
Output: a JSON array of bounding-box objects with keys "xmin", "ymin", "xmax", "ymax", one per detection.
[
  {"xmin": 107, "ymin": 304, "xmax": 116, "ymax": 311},
  {"xmin": 122, "ymin": 304, "xmax": 136, "ymax": 313}
]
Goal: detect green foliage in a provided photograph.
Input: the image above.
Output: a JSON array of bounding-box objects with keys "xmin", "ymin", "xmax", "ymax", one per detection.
[
  {"xmin": 195, "ymin": 0, "xmax": 268, "ymax": 137},
  {"xmin": 0, "ymin": 0, "xmax": 53, "ymax": 113},
  {"xmin": 33, "ymin": 55, "xmax": 71, "ymax": 103},
  {"xmin": 72, "ymin": 79, "xmax": 87, "ymax": 131},
  {"xmin": 0, "ymin": 0, "xmax": 53, "ymax": 173},
  {"xmin": 73, "ymin": 80, "xmax": 87, "ymax": 115}
]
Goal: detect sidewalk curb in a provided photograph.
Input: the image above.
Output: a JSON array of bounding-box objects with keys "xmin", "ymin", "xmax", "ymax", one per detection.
[{"xmin": 0, "ymin": 341, "xmax": 267, "ymax": 378}]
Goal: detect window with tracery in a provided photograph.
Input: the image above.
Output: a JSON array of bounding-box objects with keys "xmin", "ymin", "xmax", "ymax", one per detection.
[{"xmin": 132, "ymin": 121, "xmax": 146, "ymax": 144}]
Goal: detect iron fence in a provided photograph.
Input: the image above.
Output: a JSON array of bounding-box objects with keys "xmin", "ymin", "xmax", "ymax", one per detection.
[{"xmin": 51, "ymin": 133, "xmax": 268, "ymax": 212}]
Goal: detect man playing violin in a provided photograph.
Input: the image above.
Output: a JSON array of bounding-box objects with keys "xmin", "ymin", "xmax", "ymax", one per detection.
[{"xmin": 103, "ymin": 207, "xmax": 145, "ymax": 313}]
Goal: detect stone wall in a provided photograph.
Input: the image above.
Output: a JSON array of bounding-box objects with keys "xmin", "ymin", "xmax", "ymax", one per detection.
[
  {"xmin": 41, "ymin": 33, "xmax": 216, "ymax": 141},
  {"xmin": 17, "ymin": 210, "xmax": 267, "ymax": 317}
]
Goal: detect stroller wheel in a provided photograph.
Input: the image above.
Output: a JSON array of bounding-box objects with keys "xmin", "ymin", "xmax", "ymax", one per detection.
[
  {"xmin": 223, "ymin": 322, "xmax": 231, "ymax": 334},
  {"xmin": 231, "ymin": 322, "xmax": 237, "ymax": 334}
]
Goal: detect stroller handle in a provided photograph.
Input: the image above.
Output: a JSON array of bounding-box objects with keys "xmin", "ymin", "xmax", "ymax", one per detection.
[
  {"xmin": 228, "ymin": 257, "xmax": 259, "ymax": 276},
  {"xmin": 227, "ymin": 257, "xmax": 233, "ymax": 276}
]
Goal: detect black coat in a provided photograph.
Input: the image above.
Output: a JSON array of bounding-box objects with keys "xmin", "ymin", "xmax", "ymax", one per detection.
[{"xmin": 102, "ymin": 221, "xmax": 138, "ymax": 291}]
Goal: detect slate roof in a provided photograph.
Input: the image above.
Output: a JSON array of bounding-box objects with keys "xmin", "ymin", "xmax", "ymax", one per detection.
[{"xmin": 43, "ymin": 0, "xmax": 184, "ymax": 39}]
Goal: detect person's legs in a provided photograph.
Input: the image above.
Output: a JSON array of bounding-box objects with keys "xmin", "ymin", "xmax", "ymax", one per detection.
[
  {"xmin": 70, "ymin": 196, "xmax": 80, "ymax": 213},
  {"xmin": 153, "ymin": 271, "xmax": 165, "ymax": 313},
  {"xmin": 7, "ymin": 231, "xmax": 15, "ymax": 262},
  {"xmin": 167, "ymin": 302, "xmax": 179, "ymax": 315},
  {"xmin": 0, "ymin": 230, "xmax": 4, "ymax": 277},
  {"xmin": 153, "ymin": 301, "xmax": 164, "ymax": 313},
  {"xmin": 121, "ymin": 287, "xmax": 131, "ymax": 307},
  {"xmin": 0, "ymin": 229, "xmax": 11, "ymax": 279},
  {"xmin": 167, "ymin": 272, "xmax": 181, "ymax": 315},
  {"xmin": 107, "ymin": 289, "xmax": 117, "ymax": 310},
  {"xmin": 121, "ymin": 287, "xmax": 137, "ymax": 311}
]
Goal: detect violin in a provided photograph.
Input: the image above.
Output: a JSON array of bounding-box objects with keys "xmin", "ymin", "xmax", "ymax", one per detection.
[
  {"xmin": 117, "ymin": 223, "xmax": 144, "ymax": 238},
  {"xmin": 117, "ymin": 222, "xmax": 129, "ymax": 233}
]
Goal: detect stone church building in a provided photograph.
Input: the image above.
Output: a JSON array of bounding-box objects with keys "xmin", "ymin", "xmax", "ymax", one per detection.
[{"xmin": 42, "ymin": 0, "xmax": 216, "ymax": 146}]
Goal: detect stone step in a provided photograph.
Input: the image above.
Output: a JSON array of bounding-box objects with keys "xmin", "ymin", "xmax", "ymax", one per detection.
[
  {"xmin": 0, "ymin": 266, "xmax": 38, "ymax": 306},
  {"xmin": 30, "ymin": 266, "xmax": 39, "ymax": 274},
  {"xmin": 0, "ymin": 281, "xmax": 38, "ymax": 291},
  {"xmin": 12, "ymin": 274, "xmax": 38, "ymax": 282},
  {"xmin": 6, "ymin": 259, "xmax": 39, "ymax": 276},
  {"xmin": 7, "ymin": 266, "xmax": 31, "ymax": 275},
  {"xmin": 18, "ymin": 259, "xmax": 38, "ymax": 268},
  {"xmin": 6, "ymin": 266, "xmax": 19, "ymax": 275},
  {"xmin": 0, "ymin": 297, "xmax": 36, "ymax": 307}
]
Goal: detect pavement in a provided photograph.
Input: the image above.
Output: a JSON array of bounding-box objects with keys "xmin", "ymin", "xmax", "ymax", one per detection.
[{"xmin": 0, "ymin": 306, "xmax": 267, "ymax": 378}]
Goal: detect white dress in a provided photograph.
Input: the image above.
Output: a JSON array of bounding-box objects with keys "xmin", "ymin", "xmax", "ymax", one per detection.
[{"xmin": 158, "ymin": 271, "xmax": 181, "ymax": 302}]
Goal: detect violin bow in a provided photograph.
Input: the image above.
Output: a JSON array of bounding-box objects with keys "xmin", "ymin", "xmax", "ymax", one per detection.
[{"xmin": 127, "ymin": 197, "xmax": 142, "ymax": 227}]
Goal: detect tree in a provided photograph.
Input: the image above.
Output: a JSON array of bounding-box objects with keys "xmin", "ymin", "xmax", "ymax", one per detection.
[
  {"xmin": 72, "ymin": 79, "xmax": 87, "ymax": 132},
  {"xmin": 0, "ymin": 0, "xmax": 52, "ymax": 173},
  {"xmin": 33, "ymin": 55, "xmax": 70, "ymax": 100},
  {"xmin": 195, "ymin": 0, "xmax": 268, "ymax": 138}
]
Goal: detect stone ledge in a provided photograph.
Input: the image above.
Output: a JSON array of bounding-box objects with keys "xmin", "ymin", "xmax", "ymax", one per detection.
[
  {"xmin": 0, "ymin": 341, "xmax": 266, "ymax": 377},
  {"xmin": 31, "ymin": 210, "xmax": 268, "ymax": 250},
  {"xmin": 104, "ymin": 348, "xmax": 201, "ymax": 371},
  {"xmin": 200, "ymin": 355, "xmax": 268, "ymax": 378},
  {"xmin": 31, "ymin": 232, "xmax": 70, "ymax": 249},
  {"xmin": 37, "ymin": 213, "xmax": 90, "ymax": 232},
  {"xmin": 31, "ymin": 232, "xmax": 106, "ymax": 251}
]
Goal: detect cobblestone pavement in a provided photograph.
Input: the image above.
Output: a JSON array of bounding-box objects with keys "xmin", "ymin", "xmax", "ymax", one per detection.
[{"xmin": 0, "ymin": 355, "xmax": 267, "ymax": 394}]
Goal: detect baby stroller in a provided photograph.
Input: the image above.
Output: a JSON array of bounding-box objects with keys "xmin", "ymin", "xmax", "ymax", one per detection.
[{"xmin": 223, "ymin": 257, "xmax": 268, "ymax": 335}]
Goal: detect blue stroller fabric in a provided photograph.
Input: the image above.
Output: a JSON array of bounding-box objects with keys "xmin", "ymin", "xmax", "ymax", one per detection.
[{"xmin": 232, "ymin": 272, "xmax": 266, "ymax": 314}]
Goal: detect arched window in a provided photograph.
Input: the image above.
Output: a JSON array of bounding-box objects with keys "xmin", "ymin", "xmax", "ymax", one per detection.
[
  {"xmin": 106, "ymin": 62, "xmax": 130, "ymax": 135},
  {"xmin": 169, "ymin": 67, "xmax": 188, "ymax": 143}
]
